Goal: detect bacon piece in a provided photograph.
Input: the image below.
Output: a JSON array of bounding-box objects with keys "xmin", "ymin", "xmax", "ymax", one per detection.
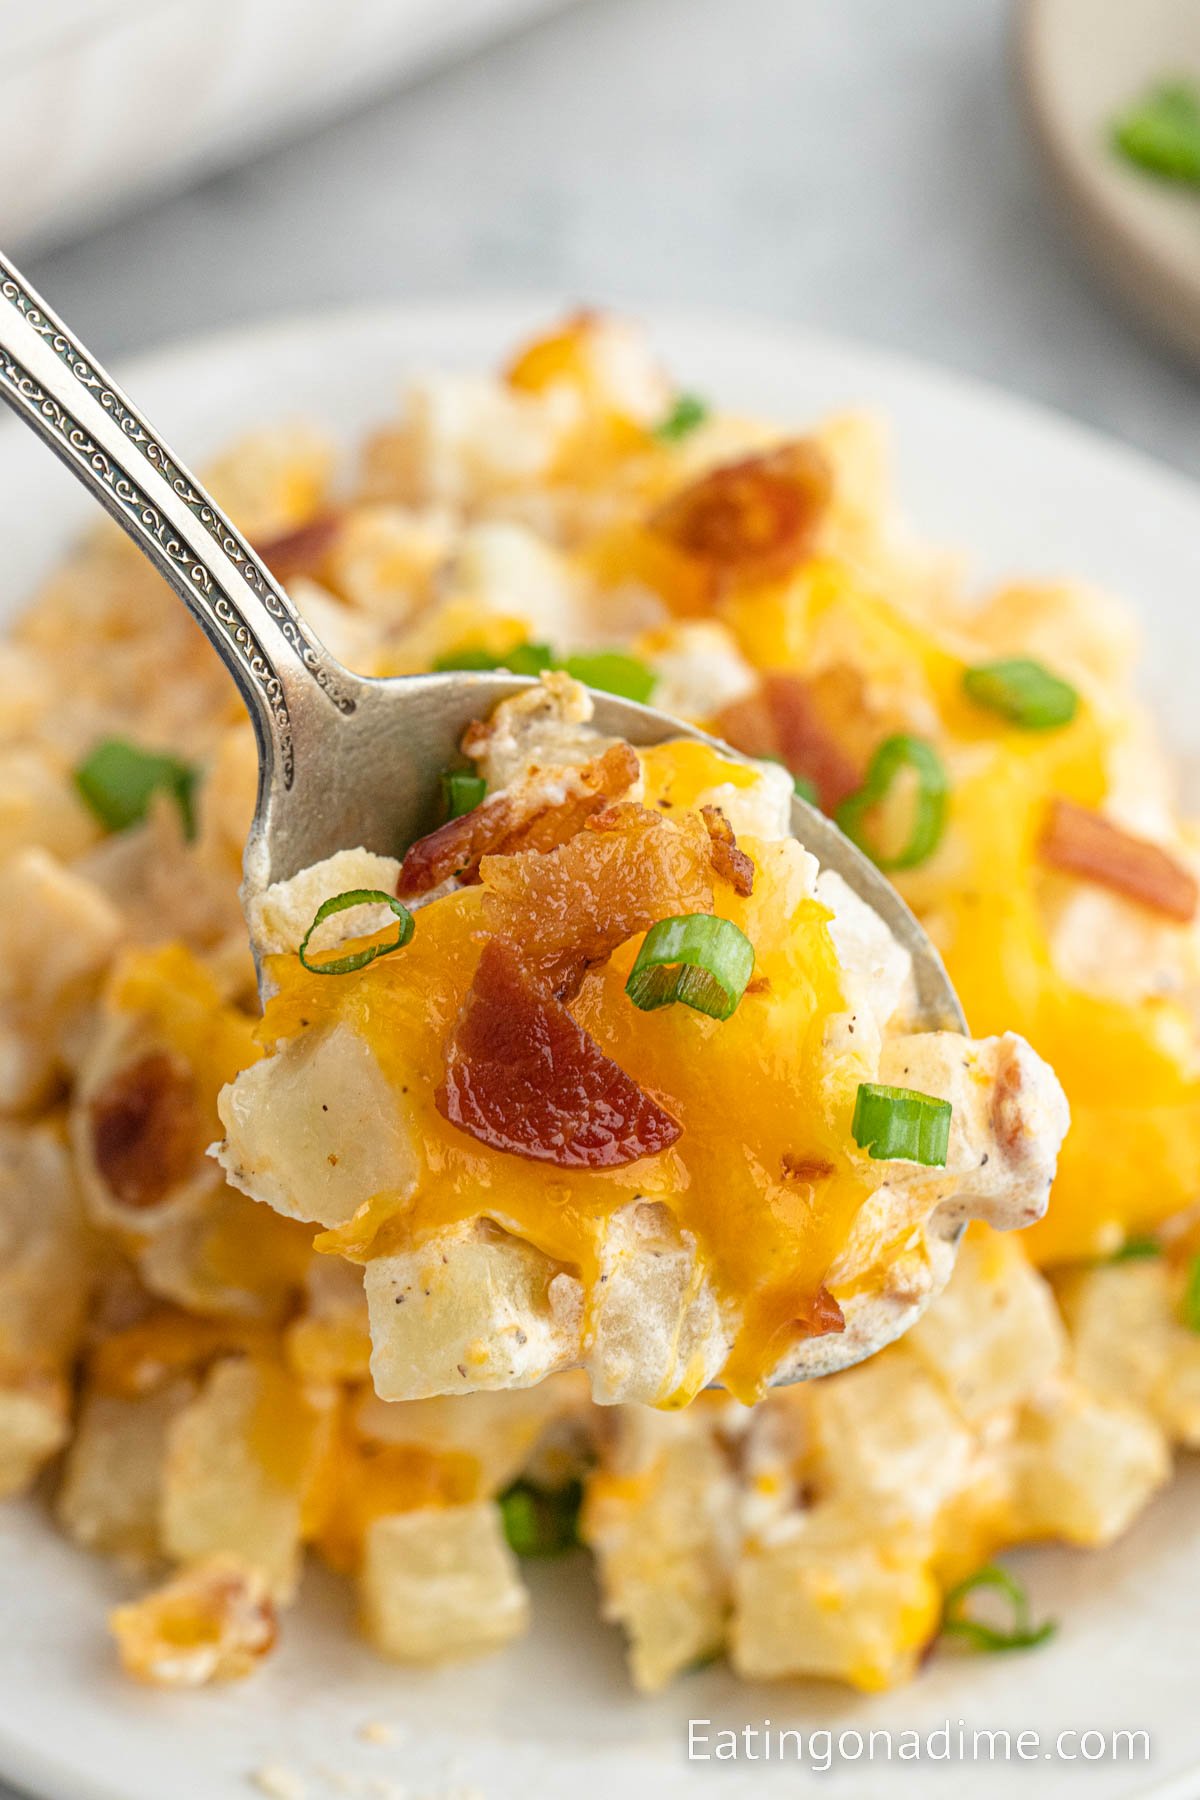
[
  {"xmin": 1039, "ymin": 798, "xmax": 1199, "ymax": 924},
  {"xmin": 700, "ymin": 804, "xmax": 755, "ymax": 897},
  {"xmin": 717, "ymin": 671, "xmax": 864, "ymax": 812},
  {"xmin": 780, "ymin": 1153, "xmax": 835, "ymax": 1183},
  {"xmin": 256, "ymin": 512, "xmax": 342, "ymax": 583},
  {"xmin": 797, "ymin": 1283, "xmax": 845, "ymax": 1339},
  {"xmin": 481, "ymin": 802, "xmax": 713, "ymax": 998},
  {"xmin": 89, "ymin": 1050, "xmax": 202, "ymax": 1210},
  {"xmin": 437, "ymin": 938, "xmax": 681, "ymax": 1169},
  {"xmin": 650, "ymin": 441, "xmax": 832, "ymax": 583},
  {"xmin": 397, "ymin": 742, "xmax": 639, "ymax": 899}
]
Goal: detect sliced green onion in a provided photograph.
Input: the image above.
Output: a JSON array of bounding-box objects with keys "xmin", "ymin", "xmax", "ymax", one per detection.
[
  {"xmin": 941, "ymin": 1564, "xmax": 1057, "ymax": 1654},
  {"xmin": 792, "ymin": 773, "xmax": 819, "ymax": 807},
  {"xmin": 563, "ymin": 651, "xmax": 657, "ymax": 705},
  {"xmin": 1107, "ymin": 1235, "xmax": 1162, "ymax": 1264},
  {"xmin": 298, "ymin": 889, "xmax": 414, "ymax": 976},
  {"xmin": 506, "ymin": 641, "xmax": 554, "ymax": 675},
  {"xmin": 433, "ymin": 641, "xmax": 553, "ymax": 676},
  {"xmin": 835, "ymin": 734, "xmax": 948, "ymax": 872},
  {"xmin": 852, "ymin": 1082, "xmax": 952, "ymax": 1167},
  {"xmin": 74, "ymin": 738, "xmax": 199, "ymax": 840},
  {"xmin": 1182, "ymin": 1255, "xmax": 1200, "ymax": 1333},
  {"xmin": 441, "ymin": 769, "xmax": 487, "ymax": 820},
  {"xmin": 498, "ymin": 1479, "xmax": 583, "ymax": 1557},
  {"xmin": 963, "ymin": 657, "xmax": 1079, "ymax": 731},
  {"xmin": 1113, "ymin": 81, "xmax": 1200, "ymax": 186},
  {"xmin": 654, "ymin": 392, "xmax": 710, "ymax": 442},
  {"xmin": 432, "ymin": 646, "xmax": 504, "ymax": 672},
  {"xmin": 625, "ymin": 913, "xmax": 754, "ymax": 1022}
]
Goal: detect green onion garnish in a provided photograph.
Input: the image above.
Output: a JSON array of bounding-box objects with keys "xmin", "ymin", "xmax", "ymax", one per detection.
[
  {"xmin": 625, "ymin": 913, "xmax": 754, "ymax": 1022},
  {"xmin": 1182, "ymin": 1255, "xmax": 1200, "ymax": 1333},
  {"xmin": 441, "ymin": 769, "xmax": 487, "ymax": 820},
  {"xmin": 941, "ymin": 1564, "xmax": 1057, "ymax": 1654},
  {"xmin": 654, "ymin": 393, "xmax": 710, "ymax": 443},
  {"xmin": 74, "ymin": 738, "xmax": 199, "ymax": 840},
  {"xmin": 298, "ymin": 889, "xmax": 414, "ymax": 976},
  {"xmin": 498, "ymin": 1479, "xmax": 583, "ymax": 1557},
  {"xmin": 852, "ymin": 1082, "xmax": 952, "ymax": 1166},
  {"xmin": 1113, "ymin": 81, "xmax": 1200, "ymax": 186},
  {"xmin": 432, "ymin": 646, "xmax": 505, "ymax": 672},
  {"xmin": 835, "ymin": 734, "xmax": 948, "ymax": 871},
  {"xmin": 563, "ymin": 651, "xmax": 657, "ymax": 704},
  {"xmin": 507, "ymin": 642, "xmax": 555, "ymax": 675},
  {"xmin": 1107, "ymin": 1235, "xmax": 1162, "ymax": 1264},
  {"xmin": 963, "ymin": 657, "xmax": 1079, "ymax": 731}
]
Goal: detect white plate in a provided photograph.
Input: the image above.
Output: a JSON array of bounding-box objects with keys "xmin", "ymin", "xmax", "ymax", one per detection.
[{"xmin": 1, "ymin": 301, "xmax": 1199, "ymax": 1800}]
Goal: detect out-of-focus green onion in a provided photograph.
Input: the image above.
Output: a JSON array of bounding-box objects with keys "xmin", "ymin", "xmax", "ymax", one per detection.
[
  {"xmin": 1107, "ymin": 1235, "xmax": 1162, "ymax": 1264},
  {"xmin": 836, "ymin": 734, "xmax": 948, "ymax": 871},
  {"xmin": 441, "ymin": 769, "xmax": 487, "ymax": 820},
  {"xmin": 654, "ymin": 393, "xmax": 710, "ymax": 442},
  {"xmin": 1182, "ymin": 1255, "xmax": 1200, "ymax": 1333},
  {"xmin": 625, "ymin": 913, "xmax": 754, "ymax": 1022},
  {"xmin": 74, "ymin": 738, "xmax": 200, "ymax": 841},
  {"xmin": 852, "ymin": 1082, "xmax": 952, "ymax": 1167},
  {"xmin": 506, "ymin": 642, "xmax": 555, "ymax": 675},
  {"xmin": 1113, "ymin": 81, "xmax": 1200, "ymax": 186},
  {"xmin": 941, "ymin": 1563, "xmax": 1057, "ymax": 1654},
  {"xmin": 432, "ymin": 646, "xmax": 504, "ymax": 672},
  {"xmin": 792, "ymin": 773, "xmax": 819, "ymax": 807},
  {"xmin": 563, "ymin": 651, "xmax": 657, "ymax": 704},
  {"xmin": 963, "ymin": 657, "xmax": 1079, "ymax": 731},
  {"xmin": 298, "ymin": 889, "xmax": 414, "ymax": 976},
  {"xmin": 498, "ymin": 1479, "xmax": 583, "ymax": 1556}
]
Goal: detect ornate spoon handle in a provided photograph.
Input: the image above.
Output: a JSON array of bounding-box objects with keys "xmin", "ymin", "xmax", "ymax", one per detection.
[{"xmin": 0, "ymin": 251, "xmax": 355, "ymax": 794}]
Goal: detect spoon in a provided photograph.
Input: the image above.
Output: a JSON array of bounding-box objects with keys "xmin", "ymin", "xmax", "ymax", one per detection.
[{"xmin": 0, "ymin": 252, "xmax": 966, "ymax": 1380}]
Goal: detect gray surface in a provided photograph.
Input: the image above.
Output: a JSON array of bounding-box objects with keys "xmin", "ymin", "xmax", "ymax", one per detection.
[
  {"xmin": 3, "ymin": 3, "xmax": 1196, "ymax": 1797},
  {"xmin": 20, "ymin": 0, "xmax": 1200, "ymax": 479}
]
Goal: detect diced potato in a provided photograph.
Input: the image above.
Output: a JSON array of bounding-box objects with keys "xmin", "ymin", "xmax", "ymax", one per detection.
[
  {"xmin": 1011, "ymin": 1376, "xmax": 1170, "ymax": 1545},
  {"xmin": 354, "ymin": 1372, "xmax": 588, "ymax": 1497},
  {"xmin": 285, "ymin": 1256, "xmax": 372, "ymax": 1384},
  {"xmin": 58, "ymin": 1379, "xmax": 195, "ymax": 1559},
  {"xmin": 0, "ymin": 1380, "xmax": 70, "ymax": 1499},
  {"xmin": 585, "ymin": 1407, "xmax": 738, "ymax": 1690},
  {"xmin": 587, "ymin": 1202, "xmax": 728, "ymax": 1406},
  {"xmin": 111, "ymin": 1554, "xmax": 277, "ymax": 1687},
  {"xmin": 907, "ymin": 1229, "xmax": 1066, "ymax": 1421},
  {"xmin": 218, "ymin": 1021, "xmax": 415, "ymax": 1231},
  {"xmin": 732, "ymin": 1506, "xmax": 940, "ymax": 1692},
  {"xmin": 161, "ymin": 1356, "xmax": 335, "ymax": 1600},
  {"xmin": 1060, "ymin": 1258, "xmax": 1200, "ymax": 1447},
  {"xmin": 0, "ymin": 746, "xmax": 100, "ymax": 863},
  {"xmin": 203, "ymin": 425, "xmax": 335, "ymax": 542},
  {"xmin": 358, "ymin": 1502, "xmax": 528, "ymax": 1661},
  {"xmin": 0, "ymin": 1120, "xmax": 93, "ymax": 1376},
  {"xmin": 808, "ymin": 1343, "xmax": 974, "ymax": 1532},
  {"xmin": 365, "ymin": 1220, "xmax": 578, "ymax": 1401}
]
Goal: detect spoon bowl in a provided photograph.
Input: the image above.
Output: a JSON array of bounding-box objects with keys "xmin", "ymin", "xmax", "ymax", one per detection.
[{"xmin": 0, "ymin": 251, "xmax": 966, "ymax": 1384}]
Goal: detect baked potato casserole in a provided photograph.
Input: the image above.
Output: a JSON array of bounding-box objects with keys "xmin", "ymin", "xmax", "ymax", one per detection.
[{"xmin": 3, "ymin": 311, "xmax": 1199, "ymax": 1694}]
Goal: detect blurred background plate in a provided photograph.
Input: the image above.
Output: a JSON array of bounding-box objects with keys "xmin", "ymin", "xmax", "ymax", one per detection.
[
  {"xmin": 1, "ymin": 298, "xmax": 1200, "ymax": 1800},
  {"xmin": 1018, "ymin": 0, "xmax": 1200, "ymax": 366},
  {"xmin": 0, "ymin": 0, "xmax": 580, "ymax": 252}
]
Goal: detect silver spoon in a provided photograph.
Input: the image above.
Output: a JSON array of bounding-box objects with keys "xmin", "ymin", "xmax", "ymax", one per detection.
[{"xmin": 0, "ymin": 252, "xmax": 965, "ymax": 1381}]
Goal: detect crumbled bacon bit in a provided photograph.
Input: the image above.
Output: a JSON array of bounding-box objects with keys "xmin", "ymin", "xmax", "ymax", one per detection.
[
  {"xmin": 397, "ymin": 743, "xmax": 639, "ymax": 899},
  {"xmin": 256, "ymin": 512, "xmax": 342, "ymax": 583},
  {"xmin": 796, "ymin": 1284, "xmax": 845, "ymax": 1339},
  {"xmin": 717, "ymin": 671, "xmax": 864, "ymax": 812},
  {"xmin": 780, "ymin": 1153, "xmax": 835, "ymax": 1183},
  {"xmin": 89, "ymin": 1050, "xmax": 202, "ymax": 1210},
  {"xmin": 437, "ymin": 938, "xmax": 681, "ymax": 1168},
  {"xmin": 481, "ymin": 802, "xmax": 713, "ymax": 997},
  {"xmin": 649, "ymin": 441, "xmax": 832, "ymax": 583},
  {"xmin": 701, "ymin": 804, "xmax": 755, "ymax": 897},
  {"xmin": 1039, "ymin": 798, "xmax": 1199, "ymax": 923}
]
